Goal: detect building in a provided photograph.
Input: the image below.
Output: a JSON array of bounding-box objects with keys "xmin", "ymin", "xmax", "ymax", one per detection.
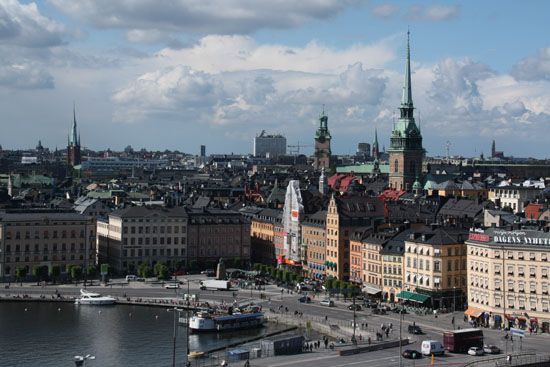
[
  {"xmin": 325, "ymin": 195, "xmax": 384, "ymax": 280},
  {"xmin": 282, "ymin": 180, "xmax": 304, "ymax": 263},
  {"xmin": 254, "ymin": 130, "xmax": 286, "ymax": 159},
  {"xmin": 186, "ymin": 208, "xmax": 251, "ymax": 267},
  {"xmin": 67, "ymin": 106, "xmax": 81, "ymax": 167},
  {"xmin": 302, "ymin": 210, "xmax": 327, "ymax": 280},
  {"xmin": 250, "ymin": 208, "xmax": 281, "ymax": 265},
  {"xmin": 200, "ymin": 145, "xmax": 206, "ymax": 157},
  {"xmin": 388, "ymin": 32, "xmax": 424, "ymax": 191},
  {"xmin": 488, "ymin": 186, "xmax": 541, "ymax": 214},
  {"xmin": 400, "ymin": 225, "xmax": 468, "ymax": 309},
  {"xmin": 380, "ymin": 229, "xmax": 411, "ymax": 302},
  {"xmin": 0, "ymin": 211, "xmax": 95, "ymax": 279},
  {"xmin": 97, "ymin": 206, "xmax": 251, "ymax": 274},
  {"xmin": 97, "ymin": 206, "xmax": 188, "ymax": 273},
  {"xmin": 358, "ymin": 232, "xmax": 387, "ymax": 294},
  {"xmin": 313, "ymin": 110, "xmax": 332, "ymax": 170},
  {"xmin": 466, "ymin": 228, "xmax": 550, "ymax": 329}
]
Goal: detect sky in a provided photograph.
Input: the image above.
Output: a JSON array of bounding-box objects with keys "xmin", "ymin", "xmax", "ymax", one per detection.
[{"xmin": 0, "ymin": 0, "xmax": 549, "ymax": 158}]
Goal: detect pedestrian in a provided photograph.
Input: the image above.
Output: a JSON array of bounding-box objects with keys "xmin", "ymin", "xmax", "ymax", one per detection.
[
  {"xmin": 452, "ymin": 316, "xmax": 455, "ymax": 325},
  {"xmin": 385, "ymin": 329, "xmax": 389, "ymax": 338},
  {"xmin": 324, "ymin": 338, "xmax": 329, "ymax": 349},
  {"xmin": 325, "ymin": 315, "xmax": 328, "ymax": 322},
  {"xmin": 244, "ymin": 359, "xmax": 250, "ymax": 367},
  {"xmin": 368, "ymin": 336, "xmax": 371, "ymax": 345}
]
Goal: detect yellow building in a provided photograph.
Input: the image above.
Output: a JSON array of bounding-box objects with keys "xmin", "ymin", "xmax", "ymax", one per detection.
[
  {"xmin": 399, "ymin": 225, "xmax": 468, "ymax": 309},
  {"xmin": 466, "ymin": 228, "xmax": 550, "ymax": 329}
]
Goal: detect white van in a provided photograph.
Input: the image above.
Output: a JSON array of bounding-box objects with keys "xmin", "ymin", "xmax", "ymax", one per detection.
[
  {"xmin": 126, "ymin": 275, "xmax": 138, "ymax": 281},
  {"xmin": 421, "ymin": 340, "xmax": 445, "ymax": 356}
]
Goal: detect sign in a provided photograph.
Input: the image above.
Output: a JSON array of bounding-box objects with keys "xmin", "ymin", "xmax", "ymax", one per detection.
[
  {"xmin": 100, "ymin": 264, "xmax": 109, "ymax": 276},
  {"xmin": 511, "ymin": 327, "xmax": 525, "ymax": 338},
  {"xmin": 468, "ymin": 233, "xmax": 490, "ymax": 242},
  {"xmin": 291, "ymin": 209, "xmax": 299, "ymax": 222}
]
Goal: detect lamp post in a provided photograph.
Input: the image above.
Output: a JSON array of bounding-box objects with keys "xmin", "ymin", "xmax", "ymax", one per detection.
[
  {"xmin": 453, "ymin": 286, "xmax": 456, "ymax": 329},
  {"xmin": 399, "ymin": 308, "xmax": 404, "ymax": 367},
  {"xmin": 168, "ymin": 306, "xmax": 184, "ymax": 367}
]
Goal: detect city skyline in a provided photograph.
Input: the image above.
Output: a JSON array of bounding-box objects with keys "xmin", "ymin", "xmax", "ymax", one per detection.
[{"xmin": 0, "ymin": 1, "xmax": 549, "ymax": 158}]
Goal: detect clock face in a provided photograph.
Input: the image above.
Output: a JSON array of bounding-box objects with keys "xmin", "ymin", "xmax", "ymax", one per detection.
[{"xmin": 318, "ymin": 136, "xmax": 325, "ymax": 143}]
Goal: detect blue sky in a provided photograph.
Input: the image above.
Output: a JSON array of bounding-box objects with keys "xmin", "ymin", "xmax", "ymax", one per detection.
[{"xmin": 1, "ymin": 0, "xmax": 549, "ymax": 158}]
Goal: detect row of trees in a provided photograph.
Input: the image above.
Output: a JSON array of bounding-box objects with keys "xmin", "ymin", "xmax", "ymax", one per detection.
[
  {"xmin": 14, "ymin": 265, "xmax": 98, "ymax": 285},
  {"xmin": 253, "ymin": 263, "xmax": 361, "ymax": 297},
  {"xmin": 137, "ymin": 262, "xmax": 170, "ymax": 280}
]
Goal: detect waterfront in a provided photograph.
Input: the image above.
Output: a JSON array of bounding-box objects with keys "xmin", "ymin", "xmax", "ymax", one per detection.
[{"xmin": 0, "ymin": 301, "xmax": 277, "ymax": 366}]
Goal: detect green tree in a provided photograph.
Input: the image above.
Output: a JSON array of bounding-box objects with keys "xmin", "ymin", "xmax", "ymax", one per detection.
[
  {"xmin": 15, "ymin": 267, "xmax": 27, "ymax": 285},
  {"xmin": 253, "ymin": 263, "xmax": 262, "ymax": 272},
  {"xmin": 296, "ymin": 275, "xmax": 304, "ymax": 284},
  {"xmin": 154, "ymin": 262, "xmax": 169, "ymax": 280},
  {"xmin": 283, "ymin": 271, "xmax": 292, "ymax": 284},
  {"xmin": 276, "ymin": 269, "xmax": 284, "ymax": 282},
  {"xmin": 233, "ymin": 258, "xmax": 241, "ymax": 269},
  {"xmin": 127, "ymin": 262, "xmax": 136, "ymax": 275},
  {"xmin": 324, "ymin": 278, "xmax": 335, "ymax": 293},
  {"xmin": 32, "ymin": 265, "xmax": 48, "ymax": 284},
  {"xmin": 270, "ymin": 267, "xmax": 277, "ymax": 279},
  {"xmin": 86, "ymin": 266, "xmax": 97, "ymax": 279},
  {"xmin": 71, "ymin": 266, "xmax": 83, "ymax": 283},
  {"xmin": 50, "ymin": 265, "xmax": 61, "ymax": 284},
  {"xmin": 138, "ymin": 263, "xmax": 153, "ymax": 278},
  {"xmin": 189, "ymin": 260, "xmax": 199, "ymax": 272}
]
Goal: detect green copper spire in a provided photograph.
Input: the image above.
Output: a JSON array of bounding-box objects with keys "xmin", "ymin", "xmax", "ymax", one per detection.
[
  {"xmin": 401, "ymin": 29, "xmax": 413, "ymax": 108},
  {"xmin": 69, "ymin": 102, "xmax": 78, "ymax": 146}
]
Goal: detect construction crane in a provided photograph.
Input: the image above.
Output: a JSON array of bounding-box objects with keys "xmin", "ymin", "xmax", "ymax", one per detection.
[
  {"xmin": 287, "ymin": 142, "xmax": 312, "ymax": 155},
  {"xmin": 445, "ymin": 140, "xmax": 452, "ymax": 160}
]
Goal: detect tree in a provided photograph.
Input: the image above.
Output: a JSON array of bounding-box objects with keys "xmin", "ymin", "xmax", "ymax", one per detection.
[
  {"xmin": 296, "ymin": 275, "xmax": 304, "ymax": 284},
  {"xmin": 50, "ymin": 265, "xmax": 61, "ymax": 284},
  {"xmin": 283, "ymin": 271, "xmax": 292, "ymax": 284},
  {"xmin": 154, "ymin": 262, "xmax": 169, "ymax": 280},
  {"xmin": 86, "ymin": 266, "xmax": 97, "ymax": 279},
  {"xmin": 32, "ymin": 265, "xmax": 48, "ymax": 284},
  {"xmin": 127, "ymin": 262, "xmax": 136, "ymax": 275},
  {"xmin": 233, "ymin": 258, "xmax": 241, "ymax": 269},
  {"xmin": 15, "ymin": 267, "xmax": 27, "ymax": 285},
  {"xmin": 70, "ymin": 266, "xmax": 83, "ymax": 283},
  {"xmin": 138, "ymin": 263, "xmax": 153, "ymax": 278},
  {"xmin": 270, "ymin": 267, "xmax": 277, "ymax": 279},
  {"xmin": 324, "ymin": 278, "xmax": 335, "ymax": 293},
  {"xmin": 253, "ymin": 263, "xmax": 262, "ymax": 271},
  {"xmin": 276, "ymin": 269, "xmax": 284, "ymax": 282},
  {"xmin": 189, "ymin": 260, "xmax": 199, "ymax": 272}
]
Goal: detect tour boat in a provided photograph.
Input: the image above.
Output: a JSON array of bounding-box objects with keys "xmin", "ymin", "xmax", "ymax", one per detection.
[
  {"xmin": 188, "ymin": 310, "xmax": 265, "ymax": 332},
  {"xmin": 74, "ymin": 289, "xmax": 116, "ymax": 305}
]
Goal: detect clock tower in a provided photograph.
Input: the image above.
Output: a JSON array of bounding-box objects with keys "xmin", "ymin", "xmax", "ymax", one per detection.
[{"xmin": 313, "ymin": 109, "xmax": 332, "ymax": 170}]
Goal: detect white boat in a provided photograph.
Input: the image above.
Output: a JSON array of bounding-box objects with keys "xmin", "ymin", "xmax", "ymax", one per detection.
[
  {"xmin": 74, "ymin": 289, "xmax": 116, "ymax": 305},
  {"xmin": 188, "ymin": 311, "xmax": 265, "ymax": 332}
]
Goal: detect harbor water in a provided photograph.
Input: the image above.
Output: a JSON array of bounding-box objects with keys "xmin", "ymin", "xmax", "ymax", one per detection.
[{"xmin": 0, "ymin": 301, "xmax": 280, "ymax": 366}]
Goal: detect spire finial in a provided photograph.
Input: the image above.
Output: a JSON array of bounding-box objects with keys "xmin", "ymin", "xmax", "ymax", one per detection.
[{"xmin": 401, "ymin": 29, "xmax": 413, "ymax": 107}]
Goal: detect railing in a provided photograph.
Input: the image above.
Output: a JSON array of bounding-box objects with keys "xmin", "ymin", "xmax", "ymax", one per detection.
[{"xmin": 463, "ymin": 353, "xmax": 550, "ymax": 367}]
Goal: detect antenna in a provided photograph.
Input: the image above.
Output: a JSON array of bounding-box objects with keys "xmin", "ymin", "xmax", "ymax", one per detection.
[{"xmin": 445, "ymin": 140, "xmax": 451, "ymax": 160}]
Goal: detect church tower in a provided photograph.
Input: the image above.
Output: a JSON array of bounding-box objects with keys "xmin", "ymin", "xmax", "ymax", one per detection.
[
  {"xmin": 313, "ymin": 109, "xmax": 332, "ymax": 170},
  {"xmin": 67, "ymin": 104, "xmax": 81, "ymax": 167},
  {"xmin": 372, "ymin": 127, "xmax": 380, "ymax": 160},
  {"xmin": 388, "ymin": 31, "xmax": 424, "ymax": 191}
]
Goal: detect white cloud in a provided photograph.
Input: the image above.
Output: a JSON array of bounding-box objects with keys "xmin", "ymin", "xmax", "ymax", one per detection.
[
  {"xmin": 0, "ymin": 0, "xmax": 66, "ymax": 47},
  {"xmin": 50, "ymin": 0, "xmax": 364, "ymax": 36},
  {"xmin": 0, "ymin": 62, "xmax": 54, "ymax": 89},
  {"xmin": 371, "ymin": 4, "xmax": 400, "ymax": 19},
  {"xmin": 154, "ymin": 35, "xmax": 396, "ymax": 74},
  {"xmin": 407, "ymin": 4, "xmax": 459, "ymax": 21},
  {"xmin": 511, "ymin": 47, "xmax": 550, "ymax": 81}
]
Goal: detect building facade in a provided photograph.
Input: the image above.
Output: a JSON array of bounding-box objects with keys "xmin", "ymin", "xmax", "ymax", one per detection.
[
  {"xmin": 488, "ymin": 186, "xmax": 541, "ymax": 214},
  {"xmin": 401, "ymin": 226, "xmax": 468, "ymax": 309},
  {"xmin": 313, "ymin": 111, "xmax": 332, "ymax": 171},
  {"xmin": 302, "ymin": 211, "xmax": 327, "ymax": 280},
  {"xmin": 466, "ymin": 228, "xmax": 550, "ymax": 329},
  {"xmin": 253, "ymin": 130, "xmax": 286, "ymax": 159},
  {"xmin": 250, "ymin": 208, "xmax": 280, "ymax": 265},
  {"xmin": 97, "ymin": 206, "xmax": 250, "ymax": 274},
  {"xmin": 388, "ymin": 32, "xmax": 424, "ymax": 191},
  {"xmin": 0, "ymin": 212, "xmax": 95, "ymax": 279}
]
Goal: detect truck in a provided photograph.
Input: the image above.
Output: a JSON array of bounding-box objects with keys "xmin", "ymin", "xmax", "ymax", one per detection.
[
  {"xmin": 443, "ymin": 328, "xmax": 483, "ymax": 353},
  {"xmin": 200, "ymin": 279, "xmax": 231, "ymax": 291}
]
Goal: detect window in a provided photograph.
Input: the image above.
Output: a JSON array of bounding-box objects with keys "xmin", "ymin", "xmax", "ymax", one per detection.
[
  {"xmin": 434, "ymin": 261, "xmax": 441, "ymax": 272},
  {"xmin": 394, "ymin": 159, "xmax": 398, "ymax": 173}
]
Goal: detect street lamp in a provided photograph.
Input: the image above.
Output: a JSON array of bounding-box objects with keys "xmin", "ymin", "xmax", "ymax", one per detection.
[{"xmin": 74, "ymin": 354, "xmax": 95, "ymax": 366}]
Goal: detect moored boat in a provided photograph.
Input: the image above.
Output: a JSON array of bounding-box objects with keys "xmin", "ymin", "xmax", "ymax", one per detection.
[
  {"xmin": 188, "ymin": 310, "xmax": 265, "ymax": 332},
  {"xmin": 74, "ymin": 289, "xmax": 116, "ymax": 305}
]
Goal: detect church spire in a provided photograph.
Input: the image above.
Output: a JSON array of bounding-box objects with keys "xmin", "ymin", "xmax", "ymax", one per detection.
[
  {"xmin": 70, "ymin": 102, "xmax": 78, "ymax": 146},
  {"xmin": 401, "ymin": 29, "xmax": 413, "ymax": 108},
  {"xmin": 372, "ymin": 127, "xmax": 379, "ymax": 159}
]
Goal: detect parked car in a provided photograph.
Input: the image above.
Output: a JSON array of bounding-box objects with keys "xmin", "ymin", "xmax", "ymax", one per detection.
[
  {"xmin": 348, "ymin": 304, "xmax": 362, "ymax": 311},
  {"xmin": 408, "ymin": 325, "xmax": 423, "ymax": 334},
  {"xmin": 402, "ymin": 349, "xmax": 422, "ymax": 359},
  {"xmin": 421, "ymin": 340, "xmax": 445, "ymax": 356},
  {"xmin": 363, "ymin": 299, "xmax": 378, "ymax": 308},
  {"xmin": 483, "ymin": 345, "xmax": 500, "ymax": 354},
  {"xmin": 165, "ymin": 283, "xmax": 180, "ymax": 289},
  {"xmin": 372, "ymin": 307, "xmax": 386, "ymax": 315},
  {"xmin": 298, "ymin": 296, "xmax": 312, "ymax": 303},
  {"xmin": 468, "ymin": 347, "xmax": 484, "ymax": 356},
  {"xmin": 125, "ymin": 275, "xmax": 138, "ymax": 281},
  {"xmin": 320, "ymin": 299, "xmax": 335, "ymax": 307},
  {"xmin": 201, "ymin": 269, "xmax": 215, "ymax": 276}
]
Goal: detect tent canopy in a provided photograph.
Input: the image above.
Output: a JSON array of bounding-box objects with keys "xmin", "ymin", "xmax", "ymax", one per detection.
[{"xmin": 396, "ymin": 290, "xmax": 430, "ymax": 303}]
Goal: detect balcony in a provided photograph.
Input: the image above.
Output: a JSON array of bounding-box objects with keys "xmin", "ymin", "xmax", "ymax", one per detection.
[
  {"xmin": 508, "ymin": 272, "xmax": 514, "ymax": 276},
  {"xmin": 495, "ymin": 287, "xmax": 501, "ymax": 291},
  {"xmin": 519, "ymin": 273, "xmax": 525, "ymax": 277}
]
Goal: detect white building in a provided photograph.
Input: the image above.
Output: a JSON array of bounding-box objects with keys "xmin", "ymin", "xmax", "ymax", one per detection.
[{"xmin": 253, "ymin": 130, "xmax": 286, "ymax": 159}]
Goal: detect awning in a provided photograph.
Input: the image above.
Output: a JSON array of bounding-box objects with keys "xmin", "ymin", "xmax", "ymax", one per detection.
[
  {"xmin": 396, "ymin": 291, "xmax": 430, "ymax": 303},
  {"xmin": 464, "ymin": 307, "xmax": 484, "ymax": 318},
  {"xmin": 362, "ymin": 285, "xmax": 382, "ymax": 295}
]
